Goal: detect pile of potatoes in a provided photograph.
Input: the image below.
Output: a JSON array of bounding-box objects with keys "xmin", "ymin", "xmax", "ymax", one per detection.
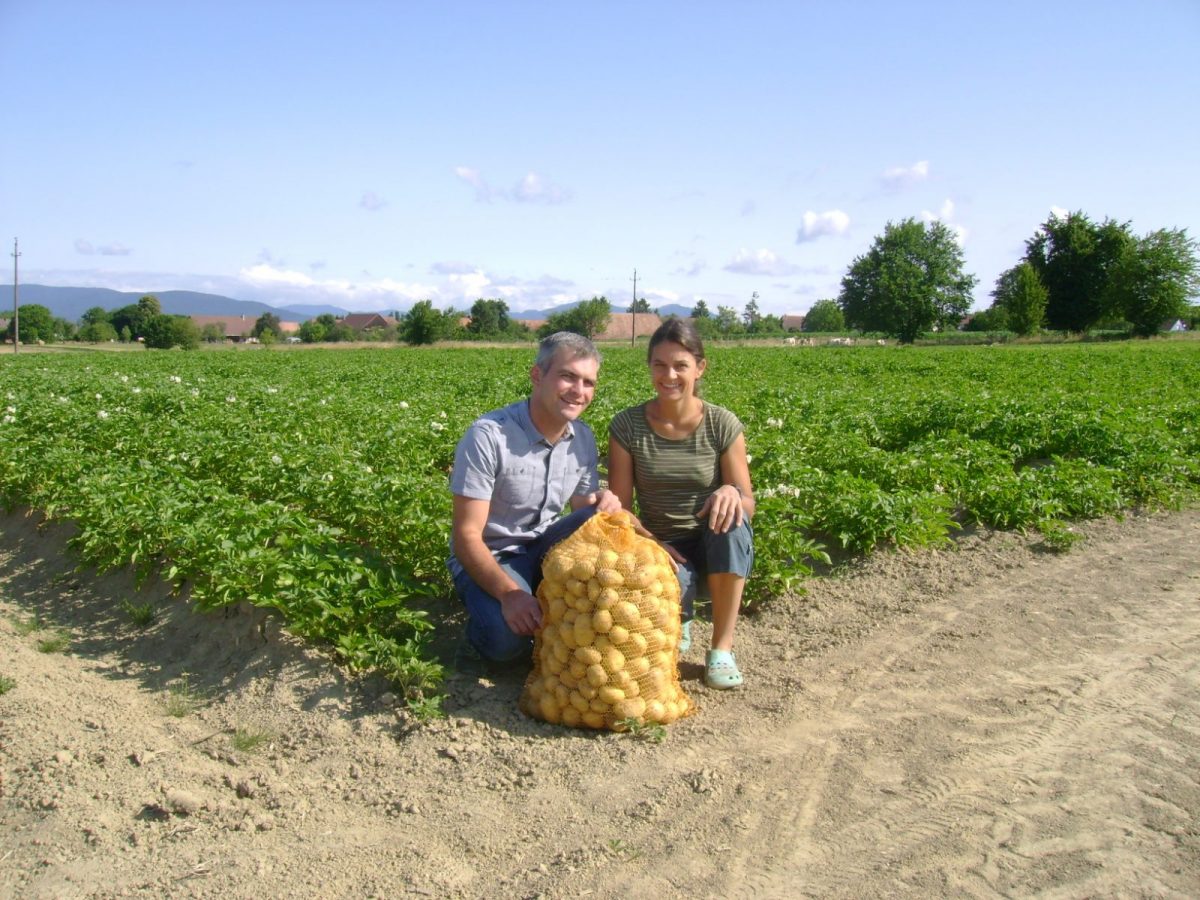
[{"xmin": 520, "ymin": 512, "xmax": 694, "ymax": 730}]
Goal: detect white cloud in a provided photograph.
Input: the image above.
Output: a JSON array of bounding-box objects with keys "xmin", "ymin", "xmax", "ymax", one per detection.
[
  {"xmin": 455, "ymin": 166, "xmax": 496, "ymax": 202},
  {"xmin": 881, "ymin": 160, "xmax": 930, "ymax": 190},
  {"xmin": 512, "ymin": 172, "xmax": 569, "ymax": 205},
  {"xmin": 724, "ymin": 248, "xmax": 802, "ymax": 277},
  {"xmin": 237, "ymin": 263, "xmax": 436, "ymax": 310},
  {"xmin": 455, "ymin": 166, "xmax": 570, "ymax": 204},
  {"xmin": 430, "ymin": 260, "xmax": 477, "ymax": 275},
  {"xmin": 1050, "ymin": 205, "xmax": 1069, "ymax": 220},
  {"xmin": 359, "ymin": 191, "xmax": 387, "ymax": 211},
  {"xmin": 75, "ymin": 239, "xmax": 131, "ymax": 256},
  {"xmin": 797, "ymin": 209, "xmax": 850, "ymax": 243}
]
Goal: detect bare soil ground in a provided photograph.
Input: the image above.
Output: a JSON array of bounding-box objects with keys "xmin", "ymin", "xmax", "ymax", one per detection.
[{"xmin": 1, "ymin": 507, "xmax": 1197, "ymax": 899}]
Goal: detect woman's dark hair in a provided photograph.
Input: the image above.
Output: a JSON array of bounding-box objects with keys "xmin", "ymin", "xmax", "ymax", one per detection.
[{"xmin": 647, "ymin": 316, "xmax": 705, "ymax": 364}]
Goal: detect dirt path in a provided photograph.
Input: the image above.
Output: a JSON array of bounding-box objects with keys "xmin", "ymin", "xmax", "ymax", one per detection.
[{"xmin": 2, "ymin": 508, "xmax": 1197, "ymax": 898}]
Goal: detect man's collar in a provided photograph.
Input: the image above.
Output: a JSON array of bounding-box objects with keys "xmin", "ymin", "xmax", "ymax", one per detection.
[{"xmin": 522, "ymin": 398, "xmax": 574, "ymax": 446}]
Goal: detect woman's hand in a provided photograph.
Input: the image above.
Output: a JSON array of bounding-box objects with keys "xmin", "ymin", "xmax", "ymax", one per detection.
[{"xmin": 697, "ymin": 484, "xmax": 744, "ymax": 534}]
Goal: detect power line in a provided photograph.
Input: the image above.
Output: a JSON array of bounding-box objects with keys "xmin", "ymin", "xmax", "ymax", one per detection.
[{"xmin": 10, "ymin": 238, "xmax": 18, "ymax": 354}]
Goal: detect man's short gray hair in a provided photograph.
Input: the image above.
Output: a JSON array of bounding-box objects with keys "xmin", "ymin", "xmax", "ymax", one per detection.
[{"xmin": 535, "ymin": 331, "xmax": 602, "ymax": 373}]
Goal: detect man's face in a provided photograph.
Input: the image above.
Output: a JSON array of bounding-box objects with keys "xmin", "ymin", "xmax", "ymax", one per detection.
[{"xmin": 530, "ymin": 351, "xmax": 599, "ymax": 428}]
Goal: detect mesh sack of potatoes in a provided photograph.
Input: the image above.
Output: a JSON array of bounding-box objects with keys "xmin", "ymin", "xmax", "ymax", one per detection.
[{"xmin": 519, "ymin": 511, "xmax": 695, "ymax": 730}]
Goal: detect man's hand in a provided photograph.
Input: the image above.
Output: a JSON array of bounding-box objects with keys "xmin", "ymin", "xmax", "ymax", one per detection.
[
  {"xmin": 586, "ymin": 489, "xmax": 623, "ymax": 513},
  {"xmin": 500, "ymin": 588, "xmax": 543, "ymax": 635}
]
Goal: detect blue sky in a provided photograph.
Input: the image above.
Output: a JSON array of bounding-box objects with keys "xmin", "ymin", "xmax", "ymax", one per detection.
[{"xmin": 3, "ymin": 1, "xmax": 1198, "ymax": 316}]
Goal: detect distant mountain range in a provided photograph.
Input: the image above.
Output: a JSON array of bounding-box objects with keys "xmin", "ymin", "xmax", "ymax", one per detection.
[
  {"xmin": 1, "ymin": 284, "xmax": 695, "ymax": 324},
  {"xmin": 0, "ymin": 285, "xmax": 348, "ymax": 323}
]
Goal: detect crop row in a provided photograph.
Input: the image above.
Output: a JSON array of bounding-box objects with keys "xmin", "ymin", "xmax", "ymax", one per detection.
[{"xmin": 1, "ymin": 341, "xmax": 1197, "ymax": 691}]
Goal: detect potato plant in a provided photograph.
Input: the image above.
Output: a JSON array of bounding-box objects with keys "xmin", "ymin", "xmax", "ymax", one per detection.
[{"xmin": 0, "ymin": 341, "xmax": 1196, "ymax": 686}]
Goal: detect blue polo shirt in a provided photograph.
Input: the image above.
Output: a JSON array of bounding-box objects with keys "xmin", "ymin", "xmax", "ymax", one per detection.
[{"xmin": 448, "ymin": 399, "xmax": 599, "ymax": 577}]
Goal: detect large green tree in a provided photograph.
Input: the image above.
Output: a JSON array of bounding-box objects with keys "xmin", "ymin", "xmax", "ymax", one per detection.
[
  {"xmin": 142, "ymin": 314, "xmax": 200, "ymax": 350},
  {"xmin": 1106, "ymin": 227, "xmax": 1200, "ymax": 337},
  {"xmin": 991, "ymin": 261, "xmax": 1047, "ymax": 336},
  {"xmin": 627, "ymin": 297, "xmax": 652, "ymax": 313},
  {"xmin": 253, "ymin": 312, "xmax": 282, "ymax": 339},
  {"xmin": 7, "ymin": 304, "xmax": 56, "ymax": 343},
  {"xmin": 802, "ymin": 298, "xmax": 844, "ymax": 333},
  {"xmin": 690, "ymin": 299, "xmax": 711, "ymax": 319},
  {"xmin": 538, "ymin": 296, "xmax": 611, "ymax": 340},
  {"xmin": 401, "ymin": 300, "xmax": 454, "ymax": 345},
  {"xmin": 467, "ymin": 298, "xmax": 512, "ymax": 335},
  {"xmin": 838, "ymin": 218, "xmax": 977, "ymax": 343},
  {"xmin": 1023, "ymin": 211, "xmax": 1132, "ymax": 332},
  {"xmin": 78, "ymin": 320, "xmax": 119, "ymax": 342}
]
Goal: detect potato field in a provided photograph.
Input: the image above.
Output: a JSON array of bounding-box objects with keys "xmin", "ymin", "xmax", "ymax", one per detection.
[{"xmin": 1, "ymin": 341, "xmax": 1197, "ymax": 698}]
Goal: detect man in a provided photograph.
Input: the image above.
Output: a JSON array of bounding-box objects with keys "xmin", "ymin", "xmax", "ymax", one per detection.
[{"xmin": 448, "ymin": 332, "xmax": 622, "ymax": 670}]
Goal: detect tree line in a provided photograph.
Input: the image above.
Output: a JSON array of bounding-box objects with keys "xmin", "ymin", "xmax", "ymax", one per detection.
[{"xmin": 833, "ymin": 212, "xmax": 1199, "ymax": 342}]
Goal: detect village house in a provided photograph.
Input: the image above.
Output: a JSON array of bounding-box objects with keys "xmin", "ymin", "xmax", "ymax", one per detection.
[{"xmin": 190, "ymin": 314, "xmax": 301, "ymax": 342}]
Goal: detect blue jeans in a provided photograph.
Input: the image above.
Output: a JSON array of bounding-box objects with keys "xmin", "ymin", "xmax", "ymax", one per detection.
[
  {"xmin": 666, "ymin": 520, "xmax": 754, "ymax": 621},
  {"xmin": 452, "ymin": 506, "xmax": 598, "ymax": 662}
]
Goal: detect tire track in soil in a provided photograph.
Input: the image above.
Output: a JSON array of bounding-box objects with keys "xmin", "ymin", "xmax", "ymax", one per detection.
[{"xmin": 710, "ymin": 513, "xmax": 1200, "ymax": 899}]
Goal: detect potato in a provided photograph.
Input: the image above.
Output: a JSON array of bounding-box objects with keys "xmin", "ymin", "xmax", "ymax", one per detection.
[
  {"xmin": 571, "ymin": 558, "xmax": 597, "ymax": 580},
  {"xmin": 616, "ymin": 552, "xmax": 639, "ymax": 576},
  {"xmin": 574, "ymin": 645, "xmax": 603, "ymax": 667},
  {"xmin": 553, "ymin": 684, "xmax": 570, "ymax": 708},
  {"xmin": 614, "ymin": 696, "xmax": 646, "ymax": 720},
  {"xmin": 613, "ymin": 601, "xmax": 640, "ymax": 629},
  {"xmin": 551, "ymin": 641, "xmax": 571, "ymax": 665},
  {"xmin": 597, "ymin": 685, "xmax": 625, "ymax": 705},
  {"xmin": 566, "ymin": 578, "xmax": 587, "ymax": 598},
  {"xmin": 569, "ymin": 691, "xmax": 590, "ymax": 714},
  {"xmin": 568, "ymin": 660, "xmax": 588, "ymax": 681},
  {"xmin": 608, "ymin": 624, "xmax": 630, "ymax": 646},
  {"xmin": 602, "ymin": 647, "xmax": 626, "ymax": 674},
  {"xmin": 596, "ymin": 568, "xmax": 624, "ymax": 588},
  {"xmin": 581, "ymin": 710, "xmax": 606, "ymax": 729},
  {"xmin": 644, "ymin": 699, "xmax": 666, "ymax": 722},
  {"xmin": 595, "ymin": 588, "xmax": 620, "ymax": 610},
  {"xmin": 573, "ymin": 620, "xmax": 595, "ymax": 647},
  {"xmin": 547, "ymin": 596, "xmax": 567, "ymax": 623},
  {"xmin": 586, "ymin": 664, "xmax": 607, "ymax": 688},
  {"xmin": 627, "ymin": 631, "xmax": 649, "ymax": 657},
  {"xmin": 598, "ymin": 548, "xmax": 620, "ymax": 568},
  {"xmin": 539, "ymin": 694, "xmax": 562, "ymax": 723},
  {"xmin": 561, "ymin": 705, "xmax": 583, "ymax": 728},
  {"xmin": 589, "ymin": 697, "xmax": 610, "ymax": 714},
  {"xmin": 543, "ymin": 555, "xmax": 572, "ymax": 582},
  {"xmin": 627, "ymin": 655, "xmax": 651, "ymax": 678},
  {"xmin": 544, "ymin": 653, "xmax": 565, "ymax": 676},
  {"xmin": 592, "ymin": 609, "xmax": 613, "ymax": 634}
]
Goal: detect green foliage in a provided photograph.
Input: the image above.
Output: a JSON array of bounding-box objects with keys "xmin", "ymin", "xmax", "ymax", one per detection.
[
  {"xmin": 0, "ymin": 675, "xmax": 15, "ymax": 695},
  {"xmin": 838, "ymin": 218, "xmax": 977, "ymax": 343},
  {"xmin": 743, "ymin": 292, "xmax": 762, "ymax": 329},
  {"xmin": 37, "ymin": 631, "xmax": 70, "ymax": 653},
  {"xmin": 1024, "ymin": 211, "xmax": 1133, "ymax": 333},
  {"xmin": 990, "ymin": 262, "xmax": 1047, "ymax": 336},
  {"xmin": 691, "ymin": 299, "xmax": 711, "ymax": 319},
  {"xmin": 121, "ymin": 599, "xmax": 157, "ymax": 628},
  {"xmin": 297, "ymin": 318, "xmax": 326, "ymax": 343},
  {"xmin": 199, "ymin": 322, "xmax": 226, "ymax": 343},
  {"xmin": 401, "ymin": 300, "xmax": 455, "ymax": 345},
  {"xmin": 628, "ymin": 297, "xmax": 652, "ymax": 313},
  {"xmin": 467, "ymin": 298, "xmax": 511, "ymax": 335},
  {"xmin": 231, "ymin": 726, "xmax": 273, "ymax": 752},
  {"xmin": 253, "ymin": 312, "xmax": 282, "ymax": 339},
  {"xmin": 1, "ymin": 343, "xmax": 1197, "ymax": 693},
  {"xmin": 616, "ymin": 717, "xmax": 667, "ymax": 742},
  {"xmin": 538, "ymin": 296, "xmax": 611, "ymax": 339},
  {"xmin": 963, "ymin": 306, "xmax": 1010, "ymax": 332},
  {"xmin": 143, "ymin": 314, "xmax": 201, "ymax": 350},
  {"xmin": 164, "ymin": 674, "xmax": 206, "ymax": 717},
  {"xmin": 80, "ymin": 306, "xmax": 110, "ymax": 327},
  {"xmin": 405, "ymin": 692, "xmax": 446, "ymax": 720},
  {"xmin": 78, "ymin": 320, "xmax": 119, "ymax": 343},
  {"xmin": 802, "ymin": 299, "xmax": 844, "ymax": 333},
  {"xmin": 8, "ymin": 304, "xmax": 56, "ymax": 343},
  {"xmin": 1037, "ymin": 519, "xmax": 1083, "ymax": 553},
  {"xmin": 1106, "ymin": 227, "xmax": 1199, "ymax": 337}
]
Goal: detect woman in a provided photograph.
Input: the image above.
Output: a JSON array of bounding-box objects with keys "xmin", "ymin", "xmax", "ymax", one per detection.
[{"xmin": 608, "ymin": 317, "xmax": 755, "ymax": 689}]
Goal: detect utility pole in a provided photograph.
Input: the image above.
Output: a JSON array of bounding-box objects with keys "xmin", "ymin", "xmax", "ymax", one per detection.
[
  {"xmin": 630, "ymin": 268, "xmax": 637, "ymax": 347},
  {"xmin": 10, "ymin": 238, "xmax": 18, "ymax": 354}
]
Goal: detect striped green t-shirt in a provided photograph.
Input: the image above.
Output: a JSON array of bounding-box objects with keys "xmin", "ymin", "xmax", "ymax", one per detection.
[{"xmin": 610, "ymin": 402, "xmax": 744, "ymax": 541}]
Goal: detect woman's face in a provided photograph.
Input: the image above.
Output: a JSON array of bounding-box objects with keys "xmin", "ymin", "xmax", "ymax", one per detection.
[{"xmin": 648, "ymin": 340, "xmax": 706, "ymax": 401}]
